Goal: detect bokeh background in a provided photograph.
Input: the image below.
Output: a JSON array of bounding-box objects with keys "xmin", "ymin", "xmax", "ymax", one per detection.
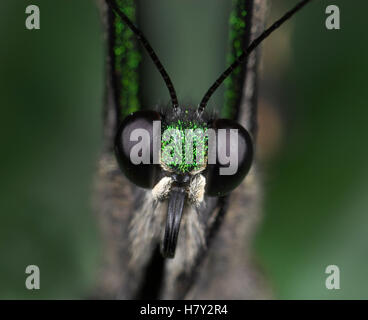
[{"xmin": 0, "ymin": 0, "xmax": 367, "ymax": 299}]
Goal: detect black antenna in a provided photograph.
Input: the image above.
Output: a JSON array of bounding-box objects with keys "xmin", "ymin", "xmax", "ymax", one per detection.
[
  {"xmin": 107, "ymin": 0, "xmax": 179, "ymax": 110},
  {"xmin": 198, "ymin": 0, "xmax": 313, "ymax": 114}
]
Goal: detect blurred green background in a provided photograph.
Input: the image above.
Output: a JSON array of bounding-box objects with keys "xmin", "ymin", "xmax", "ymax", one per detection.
[{"xmin": 0, "ymin": 0, "xmax": 367, "ymax": 299}]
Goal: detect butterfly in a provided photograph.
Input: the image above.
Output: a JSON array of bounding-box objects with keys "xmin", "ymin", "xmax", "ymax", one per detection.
[{"xmin": 96, "ymin": 0, "xmax": 313, "ymax": 299}]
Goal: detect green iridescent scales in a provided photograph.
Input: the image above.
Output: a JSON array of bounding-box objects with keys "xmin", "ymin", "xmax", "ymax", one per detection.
[
  {"xmin": 114, "ymin": 0, "xmax": 141, "ymax": 117},
  {"xmin": 161, "ymin": 120, "xmax": 208, "ymax": 173},
  {"xmin": 222, "ymin": 0, "xmax": 248, "ymax": 119}
]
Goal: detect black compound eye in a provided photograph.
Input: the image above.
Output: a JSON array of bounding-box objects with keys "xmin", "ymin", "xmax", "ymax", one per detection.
[
  {"xmin": 114, "ymin": 110, "xmax": 161, "ymax": 189},
  {"xmin": 205, "ymin": 118, "xmax": 253, "ymax": 197}
]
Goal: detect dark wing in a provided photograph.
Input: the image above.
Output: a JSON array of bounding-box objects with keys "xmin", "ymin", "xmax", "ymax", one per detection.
[
  {"xmin": 101, "ymin": 0, "xmax": 141, "ymax": 151},
  {"xmin": 93, "ymin": 0, "xmax": 140, "ymax": 298},
  {"xmin": 222, "ymin": 0, "xmax": 253, "ymax": 122}
]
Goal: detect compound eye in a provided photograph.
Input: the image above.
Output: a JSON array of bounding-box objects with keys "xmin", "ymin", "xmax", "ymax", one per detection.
[
  {"xmin": 114, "ymin": 110, "xmax": 161, "ymax": 189},
  {"xmin": 205, "ymin": 119, "xmax": 253, "ymax": 196}
]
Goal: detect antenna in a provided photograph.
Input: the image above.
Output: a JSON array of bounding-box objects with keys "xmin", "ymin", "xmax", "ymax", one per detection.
[
  {"xmin": 107, "ymin": 0, "xmax": 179, "ymax": 110},
  {"xmin": 198, "ymin": 0, "xmax": 313, "ymax": 114}
]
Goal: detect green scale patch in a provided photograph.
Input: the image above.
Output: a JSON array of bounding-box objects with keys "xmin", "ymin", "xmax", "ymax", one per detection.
[
  {"xmin": 161, "ymin": 119, "xmax": 209, "ymax": 173},
  {"xmin": 113, "ymin": 0, "xmax": 141, "ymax": 117},
  {"xmin": 223, "ymin": 0, "xmax": 249, "ymax": 119}
]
